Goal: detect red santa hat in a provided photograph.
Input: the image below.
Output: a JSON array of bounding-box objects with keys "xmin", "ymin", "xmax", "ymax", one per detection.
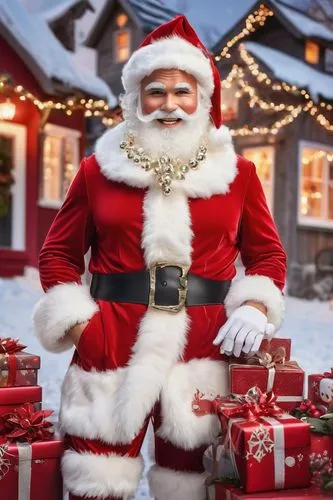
[{"xmin": 121, "ymin": 15, "xmax": 222, "ymax": 129}]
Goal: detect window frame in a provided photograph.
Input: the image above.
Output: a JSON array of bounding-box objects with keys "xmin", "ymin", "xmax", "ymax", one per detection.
[
  {"xmin": 297, "ymin": 140, "xmax": 333, "ymax": 229},
  {"xmin": 242, "ymin": 145, "xmax": 275, "ymax": 212},
  {"xmin": 113, "ymin": 28, "xmax": 131, "ymax": 64},
  {"xmin": 38, "ymin": 123, "xmax": 81, "ymax": 209},
  {"xmin": 325, "ymin": 48, "xmax": 333, "ymax": 74}
]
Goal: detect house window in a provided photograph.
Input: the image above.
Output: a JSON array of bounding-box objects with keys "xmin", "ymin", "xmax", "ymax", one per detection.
[
  {"xmin": 299, "ymin": 143, "xmax": 333, "ymax": 227},
  {"xmin": 114, "ymin": 30, "xmax": 131, "ymax": 63},
  {"xmin": 242, "ymin": 146, "xmax": 275, "ymax": 210},
  {"xmin": 116, "ymin": 13, "xmax": 128, "ymax": 28},
  {"xmin": 221, "ymin": 80, "xmax": 239, "ymax": 121},
  {"xmin": 325, "ymin": 49, "xmax": 333, "ymax": 73},
  {"xmin": 305, "ymin": 40, "xmax": 319, "ymax": 64},
  {"xmin": 39, "ymin": 124, "xmax": 80, "ymax": 208}
]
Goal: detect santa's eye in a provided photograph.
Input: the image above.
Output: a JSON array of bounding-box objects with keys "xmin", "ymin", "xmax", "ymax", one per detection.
[
  {"xmin": 175, "ymin": 89, "xmax": 190, "ymax": 95},
  {"xmin": 149, "ymin": 89, "xmax": 165, "ymax": 95}
]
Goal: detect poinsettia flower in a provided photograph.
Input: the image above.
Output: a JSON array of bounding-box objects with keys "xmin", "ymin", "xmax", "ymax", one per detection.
[
  {"xmin": 0, "ymin": 337, "xmax": 26, "ymax": 354},
  {"xmin": 0, "ymin": 403, "xmax": 54, "ymax": 443}
]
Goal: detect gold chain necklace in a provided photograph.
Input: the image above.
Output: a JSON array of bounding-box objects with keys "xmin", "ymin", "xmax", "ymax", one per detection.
[{"xmin": 120, "ymin": 133, "xmax": 207, "ymax": 195}]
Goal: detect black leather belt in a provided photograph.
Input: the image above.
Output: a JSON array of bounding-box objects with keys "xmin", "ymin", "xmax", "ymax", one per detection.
[{"xmin": 90, "ymin": 264, "xmax": 231, "ymax": 313}]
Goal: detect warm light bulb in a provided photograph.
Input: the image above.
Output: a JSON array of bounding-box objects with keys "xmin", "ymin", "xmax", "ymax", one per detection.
[{"xmin": 0, "ymin": 98, "xmax": 16, "ymax": 120}]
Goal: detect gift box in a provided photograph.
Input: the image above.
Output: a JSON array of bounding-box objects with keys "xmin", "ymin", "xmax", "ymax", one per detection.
[
  {"xmin": 0, "ymin": 386, "xmax": 42, "ymax": 415},
  {"xmin": 259, "ymin": 338, "xmax": 291, "ymax": 361},
  {"xmin": 207, "ymin": 483, "xmax": 328, "ymax": 499},
  {"xmin": 310, "ymin": 433, "xmax": 333, "ymax": 461},
  {"xmin": 0, "ymin": 439, "xmax": 63, "ymax": 500},
  {"xmin": 0, "ymin": 351, "xmax": 40, "ymax": 387},
  {"xmin": 308, "ymin": 370, "xmax": 333, "ymax": 412},
  {"xmin": 0, "ymin": 337, "xmax": 40, "ymax": 387},
  {"xmin": 232, "ymin": 338, "xmax": 292, "ymax": 364},
  {"xmin": 194, "ymin": 389, "xmax": 311, "ymax": 493},
  {"xmin": 230, "ymin": 361, "xmax": 304, "ymax": 412}
]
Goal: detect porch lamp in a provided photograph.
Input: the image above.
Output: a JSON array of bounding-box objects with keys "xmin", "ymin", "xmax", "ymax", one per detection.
[{"xmin": 0, "ymin": 98, "xmax": 16, "ymax": 120}]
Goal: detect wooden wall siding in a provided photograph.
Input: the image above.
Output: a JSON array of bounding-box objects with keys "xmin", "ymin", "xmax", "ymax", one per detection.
[
  {"xmin": 50, "ymin": 15, "xmax": 76, "ymax": 51},
  {"xmin": 97, "ymin": 8, "xmax": 142, "ymax": 96},
  {"xmin": 251, "ymin": 15, "xmax": 306, "ymax": 63}
]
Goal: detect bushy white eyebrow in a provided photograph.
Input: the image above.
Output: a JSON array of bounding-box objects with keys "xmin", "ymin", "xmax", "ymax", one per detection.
[
  {"xmin": 174, "ymin": 82, "xmax": 193, "ymax": 91},
  {"xmin": 144, "ymin": 82, "xmax": 166, "ymax": 91}
]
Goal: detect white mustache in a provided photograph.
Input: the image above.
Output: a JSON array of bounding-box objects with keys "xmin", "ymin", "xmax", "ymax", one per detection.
[{"xmin": 136, "ymin": 103, "xmax": 200, "ymax": 123}]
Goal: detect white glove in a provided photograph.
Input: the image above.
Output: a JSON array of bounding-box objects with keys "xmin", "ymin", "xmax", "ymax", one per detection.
[{"xmin": 213, "ymin": 305, "xmax": 275, "ymax": 358}]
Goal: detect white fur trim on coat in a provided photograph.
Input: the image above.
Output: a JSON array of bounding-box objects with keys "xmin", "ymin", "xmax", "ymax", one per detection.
[
  {"xmin": 62, "ymin": 449, "xmax": 143, "ymax": 498},
  {"xmin": 60, "ymin": 310, "xmax": 189, "ymax": 445},
  {"xmin": 32, "ymin": 283, "xmax": 98, "ymax": 353},
  {"xmin": 158, "ymin": 358, "xmax": 229, "ymax": 450},
  {"xmin": 95, "ymin": 122, "xmax": 238, "ymax": 198},
  {"xmin": 122, "ymin": 36, "xmax": 214, "ymax": 97},
  {"xmin": 148, "ymin": 465, "xmax": 208, "ymax": 500},
  {"xmin": 224, "ymin": 274, "xmax": 284, "ymax": 329}
]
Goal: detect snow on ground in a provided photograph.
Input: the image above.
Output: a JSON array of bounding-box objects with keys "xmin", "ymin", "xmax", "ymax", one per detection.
[{"xmin": 0, "ymin": 272, "xmax": 332, "ymax": 498}]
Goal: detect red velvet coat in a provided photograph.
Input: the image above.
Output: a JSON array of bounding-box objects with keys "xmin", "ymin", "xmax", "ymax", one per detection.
[{"xmin": 33, "ymin": 123, "xmax": 286, "ymax": 450}]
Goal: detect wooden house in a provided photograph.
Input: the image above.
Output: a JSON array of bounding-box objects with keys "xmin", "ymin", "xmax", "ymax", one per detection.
[
  {"xmin": 212, "ymin": 0, "xmax": 333, "ymax": 294},
  {"xmin": 0, "ymin": 0, "xmax": 114, "ymax": 277},
  {"xmin": 85, "ymin": 0, "xmax": 179, "ymax": 96}
]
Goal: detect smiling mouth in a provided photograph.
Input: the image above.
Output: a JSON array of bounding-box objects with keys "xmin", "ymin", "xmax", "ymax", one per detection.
[{"xmin": 157, "ymin": 118, "xmax": 182, "ymax": 127}]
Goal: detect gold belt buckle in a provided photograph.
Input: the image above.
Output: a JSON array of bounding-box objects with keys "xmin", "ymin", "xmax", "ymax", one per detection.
[{"xmin": 149, "ymin": 262, "xmax": 189, "ymax": 313}]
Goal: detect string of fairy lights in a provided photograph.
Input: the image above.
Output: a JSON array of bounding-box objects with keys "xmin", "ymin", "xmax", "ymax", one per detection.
[
  {"xmin": 0, "ymin": 74, "xmax": 112, "ymax": 119},
  {"xmin": 215, "ymin": 5, "xmax": 274, "ymax": 61},
  {"xmin": 219, "ymin": 45, "xmax": 333, "ymax": 135}
]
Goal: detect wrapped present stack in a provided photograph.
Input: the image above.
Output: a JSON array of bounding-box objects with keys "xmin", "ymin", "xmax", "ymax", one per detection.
[
  {"xmin": 0, "ymin": 337, "xmax": 63, "ymax": 500},
  {"xmin": 192, "ymin": 336, "xmax": 333, "ymax": 499}
]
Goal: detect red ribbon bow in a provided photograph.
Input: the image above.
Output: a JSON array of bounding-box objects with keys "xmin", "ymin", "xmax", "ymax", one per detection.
[
  {"xmin": 192, "ymin": 386, "xmax": 282, "ymax": 425},
  {"xmin": 0, "ymin": 403, "xmax": 54, "ymax": 443},
  {"xmin": 0, "ymin": 337, "xmax": 26, "ymax": 354},
  {"xmin": 323, "ymin": 368, "xmax": 333, "ymax": 379},
  {"xmin": 229, "ymin": 387, "xmax": 282, "ymax": 422}
]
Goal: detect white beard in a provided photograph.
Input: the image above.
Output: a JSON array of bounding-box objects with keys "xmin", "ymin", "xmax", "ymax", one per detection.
[{"xmin": 120, "ymin": 90, "xmax": 211, "ymax": 161}]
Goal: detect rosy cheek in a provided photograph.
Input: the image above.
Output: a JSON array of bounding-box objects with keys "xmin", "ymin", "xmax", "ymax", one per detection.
[
  {"xmin": 179, "ymin": 96, "xmax": 198, "ymax": 115},
  {"xmin": 141, "ymin": 96, "xmax": 161, "ymax": 115}
]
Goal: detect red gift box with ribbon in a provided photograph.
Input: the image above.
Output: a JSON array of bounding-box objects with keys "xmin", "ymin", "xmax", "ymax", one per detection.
[
  {"xmin": 0, "ymin": 403, "xmax": 63, "ymax": 500},
  {"xmin": 0, "ymin": 386, "xmax": 42, "ymax": 415},
  {"xmin": 308, "ymin": 370, "xmax": 333, "ymax": 413},
  {"xmin": 0, "ymin": 337, "xmax": 40, "ymax": 387},
  {"xmin": 310, "ymin": 434, "xmax": 333, "ymax": 461},
  {"xmin": 230, "ymin": 350, "xmax": 304, "ymax": 412},
  {"xmin": 207, "ymin": 483, "xmax": 328, "ymax": 499},
  {"xmin": 193, "ymin": 388, "xmax": 311, "ymax": 493},
  {"xmin": 234, "ymin": 338, "xmax": 292, "ymax": 364},
  {"xmin": 0, "ymin": 439, "xmax": 63, "ymax": 500}
]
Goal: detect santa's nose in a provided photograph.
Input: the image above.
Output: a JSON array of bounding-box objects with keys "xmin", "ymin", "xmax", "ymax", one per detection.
[{"xmin": 161, "ymin": 94, "xmax": 177, "ymax": 112}]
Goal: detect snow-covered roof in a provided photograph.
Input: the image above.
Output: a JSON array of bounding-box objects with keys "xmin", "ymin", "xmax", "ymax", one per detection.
[
  {"xmin": 20, "ymin": 0, "xmax": 94, "ymax": 23},
  {"xmin": 245, "ymin": 41, "xmax": 333, "ymax": 101},
  {"xmin": 128, "ymin": 0, "xmax": 179, "ymax": 31},
  {"xmin": 86, "ymin": 0, "xmax": 180, "ymax": 47},
  {"xmin": 0, "ymin": 0, "xmax": 115, "ymax": 103},
  {"xmin": 272, "ymin": 0, "xmax": 333, "ymax": 42},
  {"xmin": 213, "ymin": 0, "xmax": 333, "ymax": 55}
]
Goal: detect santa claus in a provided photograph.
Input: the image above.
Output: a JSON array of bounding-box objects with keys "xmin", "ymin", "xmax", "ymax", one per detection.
[{"xmin": 33, "ymin": 15, "xmax": 286, "ymax": 500}]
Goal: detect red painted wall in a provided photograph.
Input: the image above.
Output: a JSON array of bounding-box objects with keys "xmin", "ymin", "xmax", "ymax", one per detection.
[{"xmin": 0, "ymin": 34, "xmax": 85, "ymax": 275}]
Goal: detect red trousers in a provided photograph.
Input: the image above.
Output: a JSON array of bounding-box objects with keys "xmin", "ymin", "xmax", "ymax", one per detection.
[{"xmin": 66, "ymin": 401, "xmax": 207, "ymax": 500}]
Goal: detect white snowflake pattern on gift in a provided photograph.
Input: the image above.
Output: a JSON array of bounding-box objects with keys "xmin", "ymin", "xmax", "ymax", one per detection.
[{"xmin": 245, "ymin": 424, "xmax": 275, "ymax": 463}]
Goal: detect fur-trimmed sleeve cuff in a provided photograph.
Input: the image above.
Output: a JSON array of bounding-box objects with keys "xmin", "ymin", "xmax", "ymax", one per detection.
[
  {"xmin": 32, "ymin": 283, "xmax": 99, "ymax": 353},
  {"xmin": 224, "ymin": 274, "xmax": 285, "ymax": 330}
]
